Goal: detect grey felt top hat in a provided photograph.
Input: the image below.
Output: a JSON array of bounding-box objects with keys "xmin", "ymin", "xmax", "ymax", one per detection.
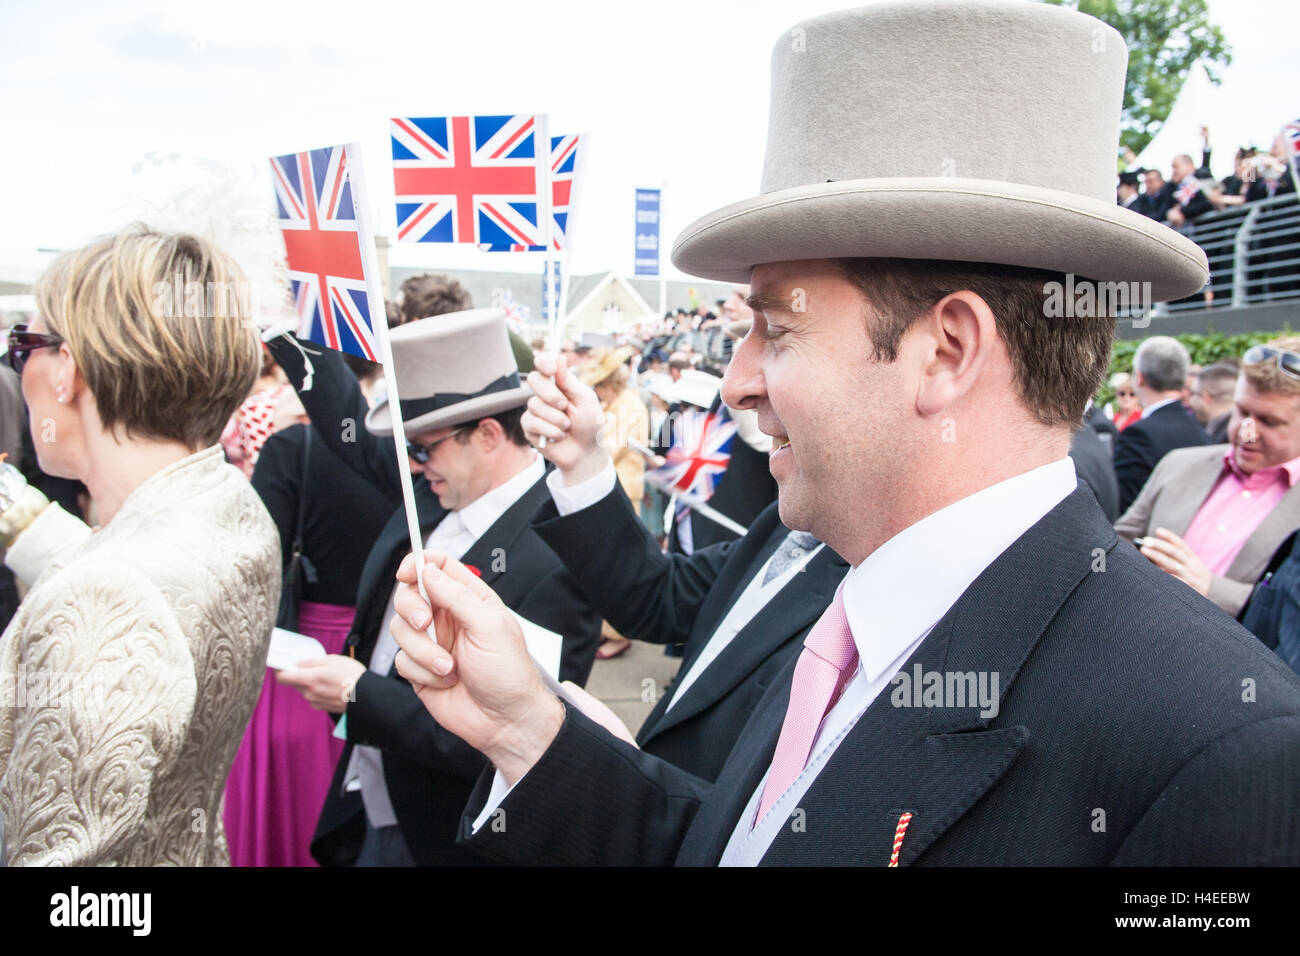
[
  {"xmin": 671, "ymin": 0, "xmax": 1209, "ymax": 302},
  {"xmin": 365, "ymin": 308, "xmax": 533, "ymax": 437}
]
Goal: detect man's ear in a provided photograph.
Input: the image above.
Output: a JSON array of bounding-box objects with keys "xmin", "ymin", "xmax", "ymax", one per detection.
[
  {"xmin": 474, "ymin": 417, "xmax": 503, "ymax": 451},
  {"xmin": 914, "ymin": 291, "xmax": 997, "ymax": 418}
]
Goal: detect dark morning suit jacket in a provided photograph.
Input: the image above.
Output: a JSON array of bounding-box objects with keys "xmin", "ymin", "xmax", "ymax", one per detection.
[
  {"xmin": 458, "ymin": 484, "xmax": 1300, "ymax": 865},
  {"xmin": 265, "ymin": 333, "xmax": 601, "ymax": 865},
  {"xmin": 1113, "ymin": 401, "xmax": 1209, "ymax": 513},
  {"xmin": 531, "ymin": 484, "xmax": 848, "ymax": 781},
  {"xmin": 1068, "ymin": 426, "xmax": 1119, "ymax": 523}
]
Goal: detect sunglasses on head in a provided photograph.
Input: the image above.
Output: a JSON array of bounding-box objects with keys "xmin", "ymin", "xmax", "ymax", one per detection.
[
  {"xmin": 6, "ymin": 324, "xmax": 63, "ymax": 375},
  {"xmin": 1243, "ymin": 345, "xmax": 1300, "ymax": 382},
  {"xmin": 406, "ymin": 425, "xmax": 472, "ymax": 464}
]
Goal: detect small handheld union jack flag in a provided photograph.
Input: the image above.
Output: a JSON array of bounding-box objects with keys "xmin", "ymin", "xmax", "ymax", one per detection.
[
  {"xmin": 647, "ymin": 405, "xmax": 738, "ymax": 502},
  {"xmin": 482, "ymin": 133, "xmax": 584, "ymax": 253},
  {"xmin": 270, "ymin": 143, "xmax": 380, "ymax": 360},
  {"xmin": 1173, "ymin": 175, "xmax": 1200, "ymax": 206},
  {"xmin": 390, "ymin": 115, "xmax": 549, "ymax": 247}
]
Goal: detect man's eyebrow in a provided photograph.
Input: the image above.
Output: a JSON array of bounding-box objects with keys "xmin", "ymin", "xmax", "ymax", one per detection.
[{"xmin": 745, "ymin": 291, "xmax": 794, "ymax": 314}]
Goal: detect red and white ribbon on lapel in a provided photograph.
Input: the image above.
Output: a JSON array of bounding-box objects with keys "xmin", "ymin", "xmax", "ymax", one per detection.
[{"xmin": 888, "ymin": 812, "xmax": 914, "ymax": 867}]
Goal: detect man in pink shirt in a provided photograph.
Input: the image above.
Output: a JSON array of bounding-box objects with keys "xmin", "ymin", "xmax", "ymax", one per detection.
[{"xmin": 1116, "ymin": 336, "xmax": 1300, "ymax": 615}]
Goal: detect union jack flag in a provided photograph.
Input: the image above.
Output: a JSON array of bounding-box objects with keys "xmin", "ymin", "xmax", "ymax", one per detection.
[
  {"xmin": 497, "ymin": 288, "xmax": 530, "ymax": 330},
  {"xmin": 1174, "ymin": 175, "xmax": 1200, "ymax": 206},
  {"xmin": 270, "ymin": 144, "xmax": 378, "ymax": 360},
  {"xmin": 647, "ymin": 405, "xmax": 737, "ymax": 502},
  {"xmin": 391, "ymin": 115, "xmax": 547, "ymax": 247},
  {"xmin": 482, "ymin": 133, "xmax": 583, "ymax": 252}
]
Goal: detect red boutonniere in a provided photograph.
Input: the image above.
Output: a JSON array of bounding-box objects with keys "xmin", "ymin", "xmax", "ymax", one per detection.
[{"xmin": 464, "ymin": 564, "xmax": 482, "ymax": 577}]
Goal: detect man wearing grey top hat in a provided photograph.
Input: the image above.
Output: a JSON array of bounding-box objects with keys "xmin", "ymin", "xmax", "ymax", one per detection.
[
  {"xmin": 388, "ymin": 0, "xmax": 1300, "ymax": 865},
  {"xmin": 268, "ymin": 310, "xmax": 601, "ymax": 865}
]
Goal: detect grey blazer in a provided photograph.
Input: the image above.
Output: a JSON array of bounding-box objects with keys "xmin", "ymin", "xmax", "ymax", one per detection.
[{"xmin": 1115, "ymin": 443, "xmax": 1300, "ymax": 615}]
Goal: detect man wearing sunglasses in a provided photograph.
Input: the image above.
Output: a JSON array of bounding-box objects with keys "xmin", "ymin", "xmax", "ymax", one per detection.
[
  {"xmin": 265, "ymin": 309, "xmax": 601, "ymax": 866},
  {"xmin": 1117, "ymin": 337, "xmax": 1300, "ymax": 616}
]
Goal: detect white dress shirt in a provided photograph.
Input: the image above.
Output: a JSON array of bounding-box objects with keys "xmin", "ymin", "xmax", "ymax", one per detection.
[
  {"xmin": 719, "ymin": 457, "xmax": 1077, "ymax": 864},
  {"xmin": 348, "ymin": 453, "xmax": 545, "ymax": 828},
  {"xmin": 476, "ymin": 458, "xmax": 1077, "ymax": 851}
]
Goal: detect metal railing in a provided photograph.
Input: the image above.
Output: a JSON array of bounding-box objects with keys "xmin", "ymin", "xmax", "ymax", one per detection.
[{"xmin": 1167, "ymin": 193, "xmax": 1300, "ymax": 312}]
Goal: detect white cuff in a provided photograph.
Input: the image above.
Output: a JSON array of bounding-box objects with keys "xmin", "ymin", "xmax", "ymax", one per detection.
[
  {"xmin": 546, "ymin": 461, "xmax": 618, "ymax": 516},
  {"xmin": 470, "ymin": 769, "xmax": 518, "ymax": 834}
]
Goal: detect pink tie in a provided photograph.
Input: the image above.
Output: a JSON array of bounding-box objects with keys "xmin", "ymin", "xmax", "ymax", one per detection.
[{"xmin": 754, "ymin": 590, "xmax": 859, "ymax": 824}]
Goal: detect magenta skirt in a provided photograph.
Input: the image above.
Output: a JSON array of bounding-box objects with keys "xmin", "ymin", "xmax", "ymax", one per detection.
[{"xmin": 224, "ymin": 600, "xmax": 354, "ymax": 867}]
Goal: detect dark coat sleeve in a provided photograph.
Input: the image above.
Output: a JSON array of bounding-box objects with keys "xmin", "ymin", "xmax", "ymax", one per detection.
[
  {"xmin": 458, "ymin": 703, "xmax": 713, "ymax": 866},
  {"xmin": 346, "ymin": 671, "xmax": 486, "ymax": 780},
  {"xmin": 264, "ymin": 332, "xmax": 402, "ymax": 502},
  {"xmin": 532, "ymin": 482, "xmax": 738, "ymax": 647},
  {"xmin": 1112, "ymin": 422, "xmax": 1158, "ymax": 514},
  {"xmin": 1069, "ymin": 428, "xmax": 1119, "ymax": 522},
  {"xmin": 249, "ymin": 428, "xmax": 300, "ymax": 569}
]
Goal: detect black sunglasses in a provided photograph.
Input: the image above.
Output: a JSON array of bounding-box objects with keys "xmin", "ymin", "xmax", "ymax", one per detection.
[
  {"xmin": 6, "ymin": 324, "xmax": 63, "ymax": 375},
  {"xmin": 406, "ymin": 425, "xmax": 472, "ymax": 464},
  {"xmin": 1243, "ymin": 345, "xmax": 1300, "ymax": 382}
]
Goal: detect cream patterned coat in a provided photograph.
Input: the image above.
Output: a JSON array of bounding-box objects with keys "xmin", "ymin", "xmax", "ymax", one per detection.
[{"xmin": 0, "ymin": 447, "xmax": 279, "ymax": 865}]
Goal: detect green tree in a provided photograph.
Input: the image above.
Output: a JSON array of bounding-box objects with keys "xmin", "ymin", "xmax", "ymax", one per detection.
[{"xmin": 1043, "ymin": 0, "xmax": 1232, "ymax": 159}]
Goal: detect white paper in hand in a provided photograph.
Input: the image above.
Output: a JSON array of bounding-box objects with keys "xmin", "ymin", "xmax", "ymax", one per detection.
[
  {"xmin": 267, "ymin": 627, "xmax": 327, "ymax": 670},
  {"xmin": 509, "ymin": 610, "xmax": 562, "ymax": 679},
  {"xmin": 507, "ymin": 611, "xmax": 586, "ymax": 709}
]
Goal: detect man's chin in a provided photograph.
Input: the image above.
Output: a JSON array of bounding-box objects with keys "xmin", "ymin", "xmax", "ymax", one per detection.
[{"xmin": 774, "ymin": 491, "xmax": 814, "ymax": 536}]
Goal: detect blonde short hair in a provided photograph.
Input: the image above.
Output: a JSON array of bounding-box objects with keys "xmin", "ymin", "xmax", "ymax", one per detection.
[
  {"xmin": 1244, "ymin": 335, "xmax": 1300, "ymax": 397},
  {"xmin": 34, "ymin": 225, "xmax": 261, "ymax": 447}
]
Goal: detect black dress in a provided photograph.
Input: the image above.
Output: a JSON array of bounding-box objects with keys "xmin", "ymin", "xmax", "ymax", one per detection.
[{"xmin": 251, "ymin": 424, "xmax": 395, "ymax": 607}]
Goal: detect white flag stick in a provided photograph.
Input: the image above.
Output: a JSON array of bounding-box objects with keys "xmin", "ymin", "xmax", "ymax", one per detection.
[
  {"xmin": 645, "ymin": 473, "xmax": 748, "ymax": 537},
  {"xmin": 536, "ymin": 115, "xmax": 559, "ymax": 449},
  {"xmin": 344, "ymin": 141, "xmax": 432, "ymax": 590}
]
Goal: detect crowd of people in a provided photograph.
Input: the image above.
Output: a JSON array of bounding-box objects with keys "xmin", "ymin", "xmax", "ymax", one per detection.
[
  {"xmin": 1116, "ymin": 125, "xmax": 1299, "ymax": 306},
  {"xmin": 1117, "ymin": 126, "xmax": 1297, "ymax": 227},
  {"xmin": 0, "ymin": 0, "xmax": 1297, "ymax": 870}
]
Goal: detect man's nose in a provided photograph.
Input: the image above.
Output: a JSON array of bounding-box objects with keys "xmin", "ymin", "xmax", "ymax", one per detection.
[{"xmin": 721, "ymin": 328, "xmax": 763, "ymax": 412}]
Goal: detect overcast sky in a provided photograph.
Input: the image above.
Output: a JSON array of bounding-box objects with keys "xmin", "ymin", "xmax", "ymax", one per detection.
[{"xmin": 0, "ymin": 0, "xmax": 1294, "ymax": 285}]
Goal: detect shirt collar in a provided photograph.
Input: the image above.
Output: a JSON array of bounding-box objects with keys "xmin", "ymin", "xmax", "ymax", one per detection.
[
  {"xmin": 1140, "ymin": 396, "xmax": 1182, "ymax": 419},
  {"xmin": 1221, "ymin": 445, "xmax": 1300, "ymax": 487},
  {"xmin": 841, "ymin": 457, "xmax": 1078, "ymax": 682},
  {"xmin": 456, "ymin": 453, "xmax": 545, "ymax": 540}
]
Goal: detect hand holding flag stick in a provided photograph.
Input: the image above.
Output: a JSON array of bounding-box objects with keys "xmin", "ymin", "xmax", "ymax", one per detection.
[{"xmin": 521, "ymin": 352, "xmax": 611, "ymax": 486}]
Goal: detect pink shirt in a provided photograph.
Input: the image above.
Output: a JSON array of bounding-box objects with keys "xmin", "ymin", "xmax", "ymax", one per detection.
[{"xmin": 1183, "ymin": 448, "xmax": 1300, "ymax": 575}]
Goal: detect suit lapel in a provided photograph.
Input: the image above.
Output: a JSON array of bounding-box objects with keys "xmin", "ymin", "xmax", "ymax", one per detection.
[
  {"xmin": 639, "ymin": 514, "xmax": 785, "ymax": 737},
  {"xmin": 1226, "ymin": 481, "xmax": 1300, "ymax": 580},
  {"xmin": 675, "ymin": 651, "xmax": 796, "ymax": 865},
  {"xmin": 681, "ymin": 484, "xmax": 1116, "ymax": 866},
  {"xmin": 1163, "ymin": 450, "xmax": 1225, "ymax": 535},
  {"xmin": 645, "ymin": 546, "xmax": 847, "ymax": 740},
  {"xmin": 350, "ymin": 479, "xmax": 445, "ymax": 662},
  {"xmin": 678, "ymin": 509, "xmax": 786, "ymax": 661},
  {"xmin": 457, "ymin": 478, "xmax": 550, "ymax": 590}
]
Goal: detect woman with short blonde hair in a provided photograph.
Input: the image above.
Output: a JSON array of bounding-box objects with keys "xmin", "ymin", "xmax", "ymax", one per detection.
[{"xmin": 0, "ymin": 225, "xmax": 280, "ymax": 865}]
